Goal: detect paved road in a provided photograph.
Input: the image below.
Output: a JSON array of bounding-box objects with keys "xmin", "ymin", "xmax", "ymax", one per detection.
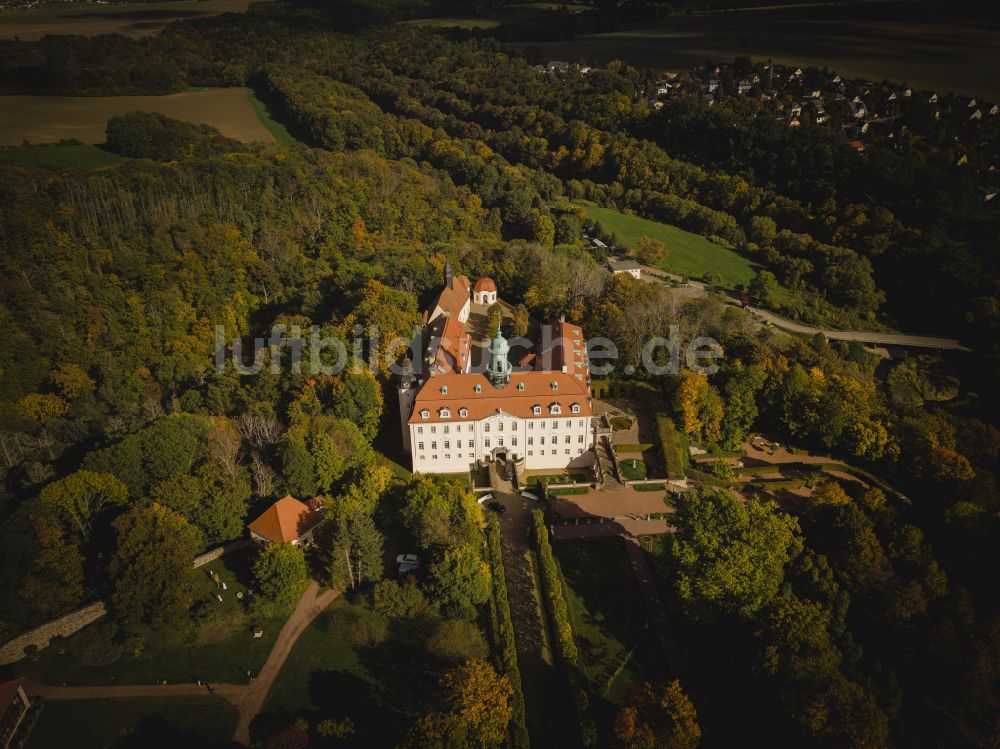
[
  {"xmin": 613, "ymin": 257, "xmax": 971, "ymax": 352},
  {"xmin": 27, "ymin": 580, "xmax": 339, "ymax": 747}
]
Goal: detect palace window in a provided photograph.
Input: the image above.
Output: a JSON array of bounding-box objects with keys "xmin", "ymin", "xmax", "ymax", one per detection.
[
  {"xmin": 417, "ymin": 426, "xmax": 424, "ymax": 434},
  {"xmin": 498, "ymin": 438, "xmax": 504, "ymax": 447},
  {"xmin": 431, "ymin": 442, "xmax": 437, "ymax": 450},
  {"xmin": 485, "ymin": 438, "xmax": 491, "ymax": 448},
  {"xmin": 578, "ymin": 435, "xmax": 584, "ymax": 443},
  {"xmin": 444, "ymin": 441, "xmax": 450, "ymax": 449},
  {"xmin": 564, "ymin": 436, "xmax": 571, "ymax": 444},
  {"xmin": 484, "ymin": 423, "xmax": 490, "ymax": 432},
  {"xmin": 565, "ymin": 420, "xmax": 571, "ymax": 428},
  {"xmin": 540, "ymin": 437, "xmax": 545, "ymax": 445},
  {"xmin": 512, "ymin": 437, "xmax": 518, "ymax": 446},
  {"xmin": 443, "ymin": 425, "xmax": 450, "ymax": 434},
  {"xmin": 418, "ymin": 442, "xmax": 424, "ymax": 450},
  {"xmin": 528, "ymin": 437, "xmax": 533, "ymax": 445}
]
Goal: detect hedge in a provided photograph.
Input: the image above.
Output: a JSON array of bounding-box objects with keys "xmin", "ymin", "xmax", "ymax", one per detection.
[
  {"xmin": 656, "ymin": 415, "xmax": 687, "ymax": 479},
  {"xmin": 485, "ymin": 516, "xmax": 530, "ymax": 749},
  {"xmin": 529, "ymin": 510, "xmax": 578, "ymax": 666},
  {"xmin": 616, "ymin": 443, "xmax": 654, "ymax": 453}
]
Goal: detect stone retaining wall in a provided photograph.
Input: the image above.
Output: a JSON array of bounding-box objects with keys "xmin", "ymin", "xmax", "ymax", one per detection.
[{"xmin": 0, "ymin": 601, "xmax": 107, "ymax": 665}]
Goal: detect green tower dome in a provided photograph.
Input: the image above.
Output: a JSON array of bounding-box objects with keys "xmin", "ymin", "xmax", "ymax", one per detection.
[{"xmin": 487, "ymin": 330, "xmax": 512, "ymax": 389}]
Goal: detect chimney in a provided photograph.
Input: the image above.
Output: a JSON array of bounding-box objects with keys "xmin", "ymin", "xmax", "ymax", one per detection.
[{"xmin": 444, "ymin": 262, "xmax": 454, "ymax": 290}]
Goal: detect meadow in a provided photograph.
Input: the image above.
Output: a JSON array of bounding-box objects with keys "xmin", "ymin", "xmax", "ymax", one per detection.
[
  {"xmin": 0, "ymin": 0, "xmax": 263, "ymax": 40},
  {"xmin": 0, "ymin": 87, "xmax": 276, "ymax": 147},
  {"xmin": 578, "ymin": 203, "xmax": 764, "ymax": 290},
  {"xmin": 25, "ymin": 697, "xmax": 238, "ymax": 748},
  {"xmin": 517, "ymin": 8, "xmax": 1000, "ymax": 98}
]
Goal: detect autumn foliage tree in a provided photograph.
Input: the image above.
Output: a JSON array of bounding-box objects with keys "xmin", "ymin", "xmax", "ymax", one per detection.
[{"xmin": 614, "ymin": 680, "xmax": 701, "ymax": 749}]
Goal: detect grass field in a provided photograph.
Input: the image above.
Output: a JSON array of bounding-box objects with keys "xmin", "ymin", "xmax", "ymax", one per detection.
[
  {"xmin": 11, "ymin": 546, "xmax": 287, "ymax": 687},
  {"xmin": 580, "ymin": 204, "xmax": 763, "ymax": 290},
  {"xmin": 0, "ymin": 0, "xmax": 264, "ymax": 40},
  {"xmin": 0, "ymin": 88, "xmax": 276, "ymax": 147},
  {"xmin": 26, "ymin": 697, "xmax": 237, "ymax": 749},
  {"xmin": 513, "ymin": 9, "xmax": 1000, "ymax": 99},
  {"xmin": 0, "ymin": 144, "xmax": 127, "ymax": 167},
  {"xmin": 555, "ymin": 539, "xmax": 662, "ymax": 704},
  {"xmin": 263, "ymin": 597, "xmax": 443, "ymax": 746}
]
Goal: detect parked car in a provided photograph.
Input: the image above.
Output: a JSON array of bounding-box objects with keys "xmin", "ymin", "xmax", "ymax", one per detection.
[{"xmin": 486, "ymin": 501, "xmax": 506, "ymax": 514}]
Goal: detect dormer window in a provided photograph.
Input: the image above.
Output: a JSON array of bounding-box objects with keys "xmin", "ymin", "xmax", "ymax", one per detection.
[
  {"xmin": 550, "ymin": 404, "xmax": 562, "ymax": 415},
  {"xmin": 440, "ymin": 385, "xmax": 448, "ymax": 394},
  {"xmin": 532, "ymin": 405, "xmax": 542, "ymax": 415},
  {"xmin": 474, "ymin": 384, "xmax": 482, "ymax": 393},
  {"xmin": 459, "ymin": 408, "xmax": 468, "ymax": 418},
  {"xmin": 571, "ymin": 403, "xmax": 581, "ymax": 414},
  {"xmin": 517, "ymin": 382, "xmax": 525, "ymax": 391},
  {"xmin": 420, "ymin": 409, "xmax": 430, "ymax": 419},
  {"xmin": 440, "ymin": 407, "xmax": 451, "ymax": 418},
  {"xmin": 550, "ymin": 381, "xmax": 559, "ymax": 390}
]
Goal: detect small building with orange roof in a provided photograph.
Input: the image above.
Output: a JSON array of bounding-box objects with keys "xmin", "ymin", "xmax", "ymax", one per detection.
[{"xmin": 247, "ymin": 495, "xmax": 323, "ymax": 545}]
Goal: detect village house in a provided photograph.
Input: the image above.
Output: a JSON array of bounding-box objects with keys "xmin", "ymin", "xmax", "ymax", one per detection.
[
  {"xmin": 247, "ymin": 495, "xmax": 324, "ymax": 545},
  {"xmin": 398, "ymin": 265, "xmax": 595, "ymax": 474},
  {"xmin": 608, "ymin": 258, "xmax": 642, "ymax": 279}
]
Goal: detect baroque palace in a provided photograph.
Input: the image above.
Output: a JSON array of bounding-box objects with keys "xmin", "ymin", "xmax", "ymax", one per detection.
[{"xmin": 398, "ymin": 265, "xmax": 595, "ymax": 475}]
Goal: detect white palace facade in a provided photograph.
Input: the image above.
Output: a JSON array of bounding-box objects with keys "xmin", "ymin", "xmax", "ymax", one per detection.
[{"xmin": 398, "ymin": 265, "xmax": 595, "ymax": 474}]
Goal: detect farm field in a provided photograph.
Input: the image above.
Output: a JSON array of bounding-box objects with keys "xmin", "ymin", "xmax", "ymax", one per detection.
[
  {"xmin": 578, "ymin": 203, "xmax": 766, "ymax": 291},
  {"xmin": 0, "ymin": 0, "xmax": 264, "ymax": 40},
  {"xmin": 0, "ymin": 87, "xmax": 276, "ymax": 146},
  {"xmin": 25, "ymin": 697, "xmax": 237, "ymax": 748},
  {"xmin": 516, "ymin": 11, "xmax": 1000, "ymax": 99},
  {"xmin": 403, "ymin": 16, "xmax": 501, "ymax": 29}
]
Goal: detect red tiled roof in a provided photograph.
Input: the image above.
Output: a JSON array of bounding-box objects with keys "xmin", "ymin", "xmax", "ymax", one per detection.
[
  {"xmin": 247, "ymin": 495, "xmax": 322, "ymax": 543},
  {"xmin": 534, "ymin": 321, "xmax": 586, "ymax": 378},
  {"xmin": 426, "ymin": 275, "xmax": 470, "ymax": 324},
  {"xmin": 474, "ymin": 277, "xmax": 496, "ymax": 293},
  {"xmin": 410, "ymin": 371, "xmax": 591, "ymax": 423},
  {"xmin": 0, "ymin": 678, "xmax": 24, "ymax": 710}
]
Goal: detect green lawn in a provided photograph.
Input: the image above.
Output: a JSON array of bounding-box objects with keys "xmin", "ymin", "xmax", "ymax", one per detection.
[
  {"xmin": 555, "ymin": 539, "xmax": 662, "ymax": 705},
  {"xmin": 246, "ymin": 89, "xmax": 301, "ymax": 148},
  {"xmin": 13, "ymin": 546, "xmax": 286, "ymax": 686},
  {"xmin": 262, "ymin": 597, "xmax": 448, "ymax": 746},
  {"xmin": 580, "ymin": 204, "xmax": 766, "ymax": 291},
  {"xmin": 0, "ymin": 144, "xmax": 127, "ymax": 168},
  {"xmin": 26, "ymin": 697, "xmax": 237, "ymax": 749},
  {"xmin": 619, "ymin": 458, "xmax": 647, "ymax": 481}
]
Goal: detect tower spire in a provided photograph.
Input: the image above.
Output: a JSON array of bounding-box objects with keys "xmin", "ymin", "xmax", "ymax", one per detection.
[{"xmin": 487, "ymin": 330, "xmax": 512, "ymax": 389}]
